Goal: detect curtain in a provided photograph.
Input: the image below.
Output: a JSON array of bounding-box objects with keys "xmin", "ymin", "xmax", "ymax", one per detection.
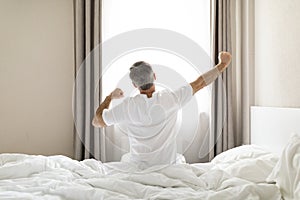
[
  {"xmin": 73, "ymin": 0, "xmax": 106, "ymax": 161},
  {"xmin": 209, "ymin": 0, "xmax": 254, "ymax": 160}
]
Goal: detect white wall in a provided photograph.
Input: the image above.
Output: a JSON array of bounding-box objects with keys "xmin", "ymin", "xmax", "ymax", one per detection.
[
  {"xmin": 0, "ymin": 0, "xmax": 74, "ymax": 157},
  {"xmin": 255, "ymin": 0, "xmax": 300, "ymax": 108}
]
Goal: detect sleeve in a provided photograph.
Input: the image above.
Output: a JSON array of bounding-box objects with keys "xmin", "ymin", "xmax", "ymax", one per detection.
[
  {"xmin": 173, "ymin": 84, "xmax": 194, "ymax": 108},
  {"xmin": 102, "ymin": 99, "xmax": 129, "ymax": 126}
]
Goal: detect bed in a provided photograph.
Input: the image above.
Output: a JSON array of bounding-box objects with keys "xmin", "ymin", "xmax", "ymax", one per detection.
[{"xmin": 0, "ymin": 106, "xmax": 299, "ymax": 200}]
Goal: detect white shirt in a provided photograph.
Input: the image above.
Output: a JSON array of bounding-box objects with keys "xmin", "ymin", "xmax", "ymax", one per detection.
[{"xmin": 102, "ymin": 84, "xmax": 193, "ymax": 169}]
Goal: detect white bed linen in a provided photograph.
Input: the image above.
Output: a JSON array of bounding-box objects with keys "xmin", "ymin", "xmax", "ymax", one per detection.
[
  {"xmin": 211, "ymin": 144, "xmax": 279, "ymax": 183},
  {"xmin": 267, "ymin": 133, "xmax": 300, "ymax": 200},
  {"xmin": 0, "ymin": 148, "xmax": 281, "ymax": 200}
]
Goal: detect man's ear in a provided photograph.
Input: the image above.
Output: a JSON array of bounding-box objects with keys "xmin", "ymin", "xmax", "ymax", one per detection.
[{"xmin": 154, "ymin": 73, "xmax": 156, "ymax": 80}]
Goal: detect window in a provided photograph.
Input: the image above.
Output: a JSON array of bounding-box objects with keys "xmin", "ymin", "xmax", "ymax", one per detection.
[
  {"xmin": 102, "ymin": 0, "xmax": 210, "ymax": 158},
  {"xmin": 102, "ymin": 0, "xmax": 210, "ymax": 113}
]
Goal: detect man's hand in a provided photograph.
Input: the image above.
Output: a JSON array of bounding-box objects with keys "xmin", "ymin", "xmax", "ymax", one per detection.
[
  {"xmin": 216, "ymin": 52, "xmax": 232, "ymax": 72},
  {"xmin": 218, "ymin": 51, "xmax": 232, "ymax": 66},
  {"xmin": 92, "ymin": 88, "xmax": 124, "ymax": 128},
  {"xmin": 111, "ymin": 88, "xmax": 124, "ymax": 99},
  {"xmin": 190, "ymin": 51, "xmax": 232, "ymax": 95}
]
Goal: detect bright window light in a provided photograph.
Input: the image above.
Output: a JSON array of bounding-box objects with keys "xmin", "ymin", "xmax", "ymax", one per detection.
[{"xmin": 102, "ymin": 0, "xmax": 210, "ymax": 113}]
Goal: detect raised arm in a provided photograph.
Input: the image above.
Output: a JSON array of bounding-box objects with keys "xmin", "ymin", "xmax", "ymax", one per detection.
[
  {"xmin": 92, "ymin": 88, "xmax": 124, "ymax": 128},
  {"xmin": 190, "ymin": 51, "xmax": 232, "ymax": 95}
]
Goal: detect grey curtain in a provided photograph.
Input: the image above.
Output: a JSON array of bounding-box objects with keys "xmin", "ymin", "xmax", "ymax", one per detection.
[
  {"xmin": 209, "ymin": 0, "xmax": 254, "ymax": 160},
  {"xmin": 209, "ymin": 0, "xmax": 235, "ymax": 160},
  {"xmin": 73, "ymin": 0, "xmax": 106, "ymax": 161}
]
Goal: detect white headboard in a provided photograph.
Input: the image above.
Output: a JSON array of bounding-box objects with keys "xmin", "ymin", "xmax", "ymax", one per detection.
[{"xmin": 251, "ymin": 106, "xmax": 300, "ymax": 156}]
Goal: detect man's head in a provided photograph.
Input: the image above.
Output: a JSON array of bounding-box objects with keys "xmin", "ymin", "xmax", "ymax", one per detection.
[{"xmin": 129, "ymin": 61, "xmax": 155, "ymax": 90}]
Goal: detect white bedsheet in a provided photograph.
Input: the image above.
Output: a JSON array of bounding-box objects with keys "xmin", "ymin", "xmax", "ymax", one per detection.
[
  {"xmin": 0, "ymin": 153, "xmax": 281, "ymax": 200},
  {"xmin": 267, "ymin": 133, "xmax": 300, "ymax": 200}
]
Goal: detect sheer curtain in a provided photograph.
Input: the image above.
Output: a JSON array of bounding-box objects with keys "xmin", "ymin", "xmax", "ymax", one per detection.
[
  {"xmin": 209, "ymin": 0, "xmax": 254, "ymax": 160},
  {"xmin": 73, "ymin": 0, "xmax": 106, "ymax": 161}
]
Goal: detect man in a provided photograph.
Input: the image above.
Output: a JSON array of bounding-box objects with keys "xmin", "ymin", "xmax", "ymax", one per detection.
[{"xmin": 92, "ymin": 51, "xmax": 232, "ymax": 169}]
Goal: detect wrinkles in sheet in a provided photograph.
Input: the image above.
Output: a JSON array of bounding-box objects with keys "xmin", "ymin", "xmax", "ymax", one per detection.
[{"xmin": 0, "ymin": 154, "xmax": 281, "ymax": 200}]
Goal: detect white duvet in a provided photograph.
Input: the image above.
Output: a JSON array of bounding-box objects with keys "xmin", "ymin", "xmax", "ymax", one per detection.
[{"xmin": 0, "ymin": 146, "xmax": 281, "ymax": 200}]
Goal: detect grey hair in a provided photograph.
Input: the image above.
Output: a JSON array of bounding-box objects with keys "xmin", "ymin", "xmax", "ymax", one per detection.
[{"xmin": 129, "ymin": 61, "xmax": 154, "ymax": 90}]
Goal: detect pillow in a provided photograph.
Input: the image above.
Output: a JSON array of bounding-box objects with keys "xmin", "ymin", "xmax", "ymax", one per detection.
[
  {"xmin": 211, "ymin": 145, "xmax": 278, "ymax": 183},
  {"xmin": 211, "ymin": 144, "xmax": 274, "ymax": 164},
  {"xmin": 266, "ymin": 133, "xmax": 300, "ymax": 200}
]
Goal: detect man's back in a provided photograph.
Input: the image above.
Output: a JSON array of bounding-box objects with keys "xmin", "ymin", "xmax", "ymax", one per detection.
[{"xmin": 103, "ymin": 84, "xmax": 193, "ymax": 169}]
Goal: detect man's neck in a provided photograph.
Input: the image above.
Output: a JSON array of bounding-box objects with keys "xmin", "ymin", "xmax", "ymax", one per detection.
[{"xmin": 140, "ymin": 85, "xmax": 155, "ymax": 98}]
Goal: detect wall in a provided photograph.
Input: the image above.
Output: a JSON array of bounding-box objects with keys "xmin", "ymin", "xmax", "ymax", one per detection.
[
  {"xmin": 255, "ymin": 0, "xmax": 300, "ymax": 107},
  {"xmin": 0, "ymin": 0, "xmax": 74, "ymax": 157}
]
